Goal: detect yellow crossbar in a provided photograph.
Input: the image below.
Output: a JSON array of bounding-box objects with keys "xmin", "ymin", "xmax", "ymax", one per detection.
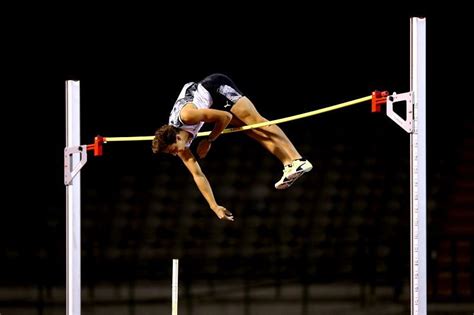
[{"xmin": 105, "ymin": 95, "xmax": 372, "ymax": 142}]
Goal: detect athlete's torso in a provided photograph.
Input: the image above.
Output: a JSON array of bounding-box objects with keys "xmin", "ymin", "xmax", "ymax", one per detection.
[{"xmin": 168, "ymin": 82, "xmax": 213, "ymax": 146}]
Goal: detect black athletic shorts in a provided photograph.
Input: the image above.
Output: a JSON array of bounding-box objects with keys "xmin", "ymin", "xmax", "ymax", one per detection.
[{"xmin": 199, "ymin": 73, "xmax": 244, "ymax": 110}]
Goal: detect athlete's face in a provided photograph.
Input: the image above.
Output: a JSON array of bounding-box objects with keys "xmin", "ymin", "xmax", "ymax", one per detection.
[{"xmin": 164, "ymin": 135, "xmax": 186, "ymax": 156}]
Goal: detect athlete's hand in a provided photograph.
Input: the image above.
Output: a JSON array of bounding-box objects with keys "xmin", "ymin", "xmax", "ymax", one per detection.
[
  {"xmin": 212, "ymin": 205, "xmax": 234, "ymax": 221},
  {"xmin": 197, "ymin": 139, "xmax": 212, "ymax": 159}
]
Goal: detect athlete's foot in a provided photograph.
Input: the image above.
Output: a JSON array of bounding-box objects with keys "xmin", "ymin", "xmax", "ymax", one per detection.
[{"xmin": 274, "ymin": 159, "xmax": 313, "ymax": 190}]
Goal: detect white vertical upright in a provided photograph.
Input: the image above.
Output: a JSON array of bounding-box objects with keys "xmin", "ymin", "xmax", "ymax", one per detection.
[
  {"xmin": 66, "ymin": 80, "xmax": 81, "ymax": 315},
  {"xmin": 410, "ymin": 17, "xmax": 426, "ymax": 315},
  {"xmin": 172, "ymin": 259, "xmax": 179, "ymax": 315}
]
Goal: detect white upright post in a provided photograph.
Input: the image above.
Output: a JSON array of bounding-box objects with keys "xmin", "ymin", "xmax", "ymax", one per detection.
[
  {"xmin": 172, "ymin": 259, "xmax": 179, "ymax": 315},
  {"xmin": 410, "ymin": 17, "xmax": 426, "ymax": 315},
  {"xmin": 66, "ymin": 80, "xmax": 81, "ymax": 315}
]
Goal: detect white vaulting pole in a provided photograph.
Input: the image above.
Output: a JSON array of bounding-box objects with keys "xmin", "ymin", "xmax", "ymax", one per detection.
[
  {"xmin": 172, "ymin": 259, "xmax": 179, "ymax": 315},
  {"xmin": 66, "ymin": 81, "xmax": 81, "ymax": 315},
  {"xmin": 410, "ymin": 18, "xmax": 426, "ymax": 315}
]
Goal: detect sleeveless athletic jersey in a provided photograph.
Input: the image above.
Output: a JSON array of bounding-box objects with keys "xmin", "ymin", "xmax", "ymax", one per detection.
[
  {"xmin": 168, "ymin": 73, "xmax": 244, "ymax": 147},
  {"xmin": 168, "ymin": 82, "xmax": 212, "ymax": 146}
]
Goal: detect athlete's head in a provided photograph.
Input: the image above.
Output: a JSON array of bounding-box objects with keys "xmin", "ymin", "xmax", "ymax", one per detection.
[{"xmin": 152, "ymin": 125, "xmax": 187, "ymax": 156}]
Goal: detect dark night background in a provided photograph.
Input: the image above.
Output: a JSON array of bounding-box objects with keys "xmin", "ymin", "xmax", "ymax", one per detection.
[{"xmin": 2, "ymin": 4, "xmax": 473, "ymax": 315}]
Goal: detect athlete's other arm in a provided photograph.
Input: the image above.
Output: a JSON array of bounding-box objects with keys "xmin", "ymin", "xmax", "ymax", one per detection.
[
  {"xmin": 180, "ymin": 105, "xmax": 232, "ymax": 158},
  {"xmin": 178, "ymin": 148, "xmax": 234, "ymax": 221}
]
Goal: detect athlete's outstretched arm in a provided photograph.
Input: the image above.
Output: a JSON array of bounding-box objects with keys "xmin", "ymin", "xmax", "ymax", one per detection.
[
  {"xmin": 180, "ymin": 106, "xmax": 232, "ymax": 158},
  {"xmin": 178, "ymin": 148, "xmax": 234, "ymax": 221}
]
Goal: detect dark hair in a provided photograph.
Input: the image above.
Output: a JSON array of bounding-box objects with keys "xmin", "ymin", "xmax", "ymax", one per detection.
[{"xmin": 152, "ymin": 125, "xmax": 179, "ymax": 154}]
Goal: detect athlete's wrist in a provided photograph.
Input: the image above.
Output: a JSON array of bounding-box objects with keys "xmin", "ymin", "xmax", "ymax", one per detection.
[{"xmin": 207, "ymin": 137, "xmax": 215, "ymax": 143}]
